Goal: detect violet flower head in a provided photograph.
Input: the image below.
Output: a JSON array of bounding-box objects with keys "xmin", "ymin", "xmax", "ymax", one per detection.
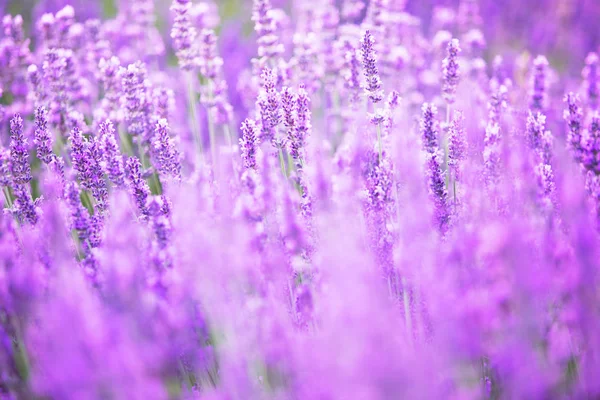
[
  {"xmin": 582, "ymin": 113, "xmax": 600, "ymax": 175},
  {"xmin": 483, "ymin": 122, "xmax": 502, "ymax": 188},
  {"xmin": 257, "ymin": 68, "xmax": 281, "ymax": 145},
  {"xmin": 442, "ymin": 38, "xmax": 461, "ymax": 105},
  {"xmin": 98, "ymin": 56, "xmax": 122, "ymax": 120},
  {"xmin": 252, "ymin": 0, "xmax": 283, "ymax": 63},
  {"xmin": 170, "ymin": 0, "xmax": 199, "ymax": 71},
  {"xmin": 282, "ymin": 86, "xmax": 296, "ymax": 138},
  {"xmin": 342, "ymin": 40, "xmax": 361, "ymax": 103},
  {"xmin": 68, "ymin": 124, "xmax": 89, "ymax": 185},
  {"xmin": 64, "ymin": 180, "xmax": 97, "ymax": 278},
  {"xmin": 0, "ymin": 148, "xmax": 10, "ymax": 188},
  {"xmin": 12, "ymin": 184, "xmax": 39, "ymax": 226},
  {"xmin": 87, "ymin": 137, "xmax": 109, "ymax": 212},
  {"xmin": 360, "ymin": 30, "xmax": 383, "ymax": 104},
  {"xmin": 535, "ymin": 161, "xmax": 556, "ymax": 212},
  {"xmin": 147, "ymin": 196, "xmax": 171, "ymax": 251},
  {"xmin": 99, "ymin": 120, "xmax": 126, "ymax": 188},
  {"xmin": 583, "ymin": 52, "xmax": 599, "ymax": 110},
  {"xmin": 526, "ymin": 111, "xmax": 546, "ymax": 153},
  {"xmin": 126, "ymin": 156, "xmax": 151, "ymax": 217},
  {"xmin": 199, "ymin": 29, "xmax": 223, "ymax": 81},
  {"xmin": 448, "ymin": 110, "xmax": 467, "ymax": 180},
  {"xmin": 121, "ymin": 62, "xmax": 151, "ymax": 141},
  {"xmin": 153, "ymin": 119, "xmax": 182, "ymax": 181},
  {"xmin": 529, "ymin": 55, "xmax": 549, "ymax": 112},
  {"xmin": 34, "ymin": 107, "xmax": 54, "ymax": 165},
  {"xmin": 420, "ymin": 103, "xmax": 440, "ymax": 154},
  {"xmin": 488, "ymin": 82, "xmax": 509, "ymax": 124},
  {"xmin": 9, "ymin": 114, "xmax": 31, "ymax": 186},
  {"xmin": 564, "ymin": 93, "xmax": 584, "ymax": 164},
  {"xmin": 426, "ymin": 150, "xmax": 450, "ymax": 233},
  {"xmin": 292, "ymin": 85, "xmax": 312, "ymax": 163},
  {"xmin": 240, "ymin": 118, "xmax": 259, "ymax": 170}
]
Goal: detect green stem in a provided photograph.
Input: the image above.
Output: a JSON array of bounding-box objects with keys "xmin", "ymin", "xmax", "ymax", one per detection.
[
  {"xmin": 278, "ymin": 146, "xmax": 287, "ymax": 178},
  {"xmin": 118, "ymin": 126, "xmax": 134, "ymax": 157},
  {"xmin": 208, "ymin": 109, "xmax": 217, "ymax": 166},
  {"xmin": 185, "ymin": 72, "xmax": 204, "ymax": 164},
  {"xmin": 3, "ymin": 187, "xmax": 13, "ymax": 208},
  {"xmin": 376, "ymin": 123, "xmax": 383, "ymax": 163}
]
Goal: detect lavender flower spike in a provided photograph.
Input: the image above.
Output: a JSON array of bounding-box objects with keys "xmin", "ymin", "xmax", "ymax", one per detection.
[
  {"xmin": 426, "ymin": 150, "xmax": 450, "ymax": 233},
  {"xmin": 126, "ymin": 156, "xmax": 151, "ymax": 218},
  {"xmin": 170, "ymin": 0, "xmax": 199, "ymax": 71},
  {"xmin": 360, "ymin": 30, "xmax": 384, "ymax": 104},
  {"xmin": 442, "ymin": 38, "xmax": 461, "ymax": 105},
  {"xmin": 99, "ymin": 120, "xmax": 126, "ymax": 188},
  {"xmin": 34, "ymin": 107, "xmax": 54, "ymax": 165},
  {"xmin": 153, "ymin": 119, "xmax": 182, "ymax": 181},
  {"xmin": 564, "ymin": 93, "xmax": 584, "ymax": 164},
  {"xmin": 252, "ymin": 0, "xmax": 283, "ymax": 64},
  {"xmin": 529, "ymin": 55, "xmax": 549, "ymax": 112},
  {"xmin": 420, "ymin": 103, "xmax": 440, "ymax": 154},
  {"xmin": 10, "ymin": 114, "xmax": 32, "ymax": 186},
  {"xmin": 583, "ymin": 52, "xmax": 599, "ymax": 110},
  {"xmin": 448, "ymin": 110, "xmax": 467, "ymax": 181},
  {"xmin": 240, "ymin": 119, "xmax": 259, "ymax": 170}
]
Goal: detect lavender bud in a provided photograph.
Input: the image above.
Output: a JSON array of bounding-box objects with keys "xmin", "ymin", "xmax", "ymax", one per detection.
[
  {"xmin": 34, "ymin": 107, "xmax": 54, "ymax": 164},
  {"xmin": 529, "ymin": 55, "xmax": 549, "ymax": 112},
  {"xmin": 582, "ymin": 113, "xmax": 600, "ymax": 175},
  {"xmin": 240, "ymin": 119, "xmax": 260, "ymax": 170},
  {"xmin": 126, "ymin": 156, "xmax": 151, "ymax": 218},
  {"xmin": 426, "ymin": 150, "xmax": 450, "ymax": 233},
  {"xmin": 564, "ymin": 93, "xmax": 584, "ymax": 164},
  {"xmin": 10, "ymin": 114, "xmax": 31, "ymax": 186},
  {"xmin": 448, "ymin": 110, "xmax": 467, "ymax": 181},
  {"xmin": 99, "ymin": 120, "xmax": 126, "ymax": 188},
  {"xmin": 360, "ymin": 30, "xmax": 383, "ymax": 104},
  {"xmin": 153, "ymin": 119, "xmax": 182, "ymax": 181},
  {"xmin": 170, "ymin": 0, "xmax": 199, "ymax": 70},
  {"xmin": 442, "ymin": 38, "xmax": 461, "ymax": 105},
  {"xmin": 252, "ymin": 0, "xmax": 283, "ymax": 63},
  {"xmin": 420, "ymin": 103, "xmax": 440, "ymax": 154},
  {"xmin": 199, "ymin": 29, "xmax": 223, "ymax": 81},
  {"xmin": 583, "ymin": 52, "xmax": 599, "ymax": 110}
]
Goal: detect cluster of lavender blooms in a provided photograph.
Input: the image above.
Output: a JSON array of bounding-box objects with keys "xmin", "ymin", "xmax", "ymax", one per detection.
[{"xmin": 1, "ymin": 0, "xmax": 600, "ymax": 398}]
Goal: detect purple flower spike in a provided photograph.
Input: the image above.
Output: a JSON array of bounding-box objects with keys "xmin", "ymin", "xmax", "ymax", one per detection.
[
  {"xmin": 121, "ymin": 62, "xmax": 151, "ymax": 141},
  {"xmin": 442, "ymin": 38, "xmax": 461, "ymax": 105},
  {"xmin": 9, "ymin": 114, "xmax": 31, "ymax": 186},
  {"xmin": 426, "ymin": 150, "xmax": 449, "ymax": 233},
  {"xmin": 99, "ymin": 120, "xmax": 126, "ymax": 188},
  {"xmin": 199, "ymin": 29, "xmax": 223, "ymax": 81},
  {"xmin": 292, "ymin": 85, "xmax": 311, "ymax": 164},
  {"xmin": 583, "ymin": 52, "xmax": 599, "ymax": 110},
  {"xmin": 13, "ymin": 184, "xmax": 39, "ymax": 226},
  {"xmin": 171, "ymin": 0, "xmax": 199, "ymax": 71},
  {"xmin": 448, "ymin": 110, "xmax": 467, "ymax": 181},
  {"xmin": 420, "ymin": 103, "xmax": 440, "ymax": 154},
  {"xmin": 360, "ymin": 30, "xmax": 383, "ymax": 104},
  {"xmin": 240, "ymin": 119, "xmax": 260, "ymax": 170},
  {"xmin": 529, "ymin": 55, "xmax": 549, "ymax": 112},
  {"xmin": 582, "ymin": 113, "xmax": 600, "ymax": 175},
  {"xmin": 252, "ymin": 0, "xmax": 283, "ymax": 64},
  {"xmin": 342, "ymin": 40, "xmax": 361, "ymax": 104},
  {"xmin": 126, "ymin": 156, "xmax": 151, "ymax": 218},
  {"xmin": 34, "ymin": 107, "xmax": 54, "ymax": 165},
  {"xmin": 153, "ymin": 119, "xmax": 182, "ymax": 181},
  {"xmin": 564, "ymin": 93, "xmax": 584, "ymax": 164},
  {"xmin": 526, "ymin": 111, "xmax": 546, "ymax": 153}
]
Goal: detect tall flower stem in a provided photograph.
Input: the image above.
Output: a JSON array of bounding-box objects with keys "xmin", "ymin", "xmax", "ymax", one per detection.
[{"xmin": 185, "ymin": 72, "xmax": 204, "ymax": 164}]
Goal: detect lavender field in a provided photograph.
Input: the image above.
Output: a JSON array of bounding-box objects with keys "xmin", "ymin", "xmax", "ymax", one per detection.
[{"xmin": 1, "ymin": 0, "xmax": 600, "ymax": 398}]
